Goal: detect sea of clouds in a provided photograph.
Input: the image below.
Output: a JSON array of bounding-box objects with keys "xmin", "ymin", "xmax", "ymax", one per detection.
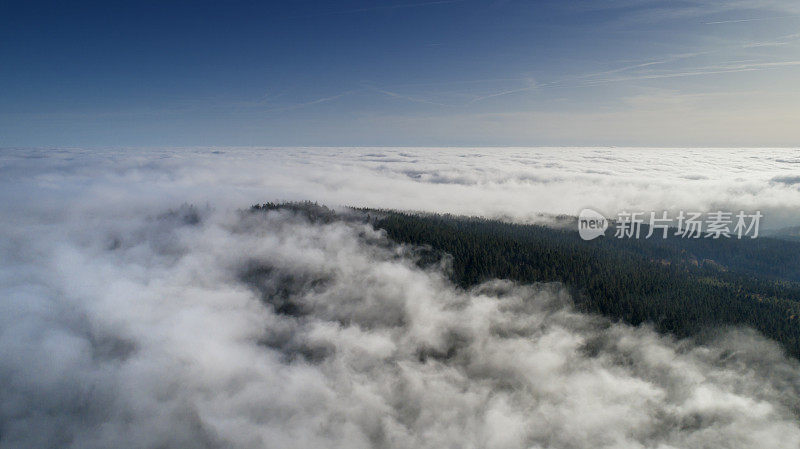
[
  {"xmin": 3, "ymin": 146, "xmax": 799, "ymax": 226},
  {"xmin": 1, "ymin": 147, "xmax": 800, "ymax": 448}
]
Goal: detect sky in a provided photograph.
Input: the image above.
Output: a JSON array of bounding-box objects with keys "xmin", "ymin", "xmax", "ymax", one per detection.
[{"xmin": 1, "ymin": 0, "xmax": 800, "ymax": 147}]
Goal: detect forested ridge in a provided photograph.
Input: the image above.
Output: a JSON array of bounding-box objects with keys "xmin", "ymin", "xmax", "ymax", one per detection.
[{"xmin": 252, "ymin": 202, "xmax": 800, "ymax": 358}]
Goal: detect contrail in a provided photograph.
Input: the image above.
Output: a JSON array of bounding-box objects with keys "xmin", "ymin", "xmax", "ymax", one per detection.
[{"xmin": 705, "ymin": 15, "xmax": 799, "ymax": 25}]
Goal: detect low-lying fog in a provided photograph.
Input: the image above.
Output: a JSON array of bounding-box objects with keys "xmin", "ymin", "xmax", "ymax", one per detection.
[{"xmin": 2, "ymin": 147, "xmax": 800, "ymax": 448}]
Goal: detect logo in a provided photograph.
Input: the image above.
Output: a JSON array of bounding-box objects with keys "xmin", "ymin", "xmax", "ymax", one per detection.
[{"xmin": 578, "ymin": 209, "xmax": 608, "ymax": 240}]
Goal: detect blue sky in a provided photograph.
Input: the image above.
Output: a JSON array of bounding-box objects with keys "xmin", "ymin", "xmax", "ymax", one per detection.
[{"xmin": 2, "ymin": 0, "xmax": 799, "ymax": 147}]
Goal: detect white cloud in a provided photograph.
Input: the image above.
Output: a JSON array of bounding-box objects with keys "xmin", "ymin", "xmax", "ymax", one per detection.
[
  {"xmin": 1, "ymin": 147, "xmax": 800, "ymax": 447},
  {"xmin": 3, "ymin": 147, "xmax": 800, "ymax": 227}
]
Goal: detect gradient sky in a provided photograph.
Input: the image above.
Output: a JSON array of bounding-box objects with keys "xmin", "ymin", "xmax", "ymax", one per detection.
[{"xmin": 2, "ymin": 0, "xmax": 799, "ymax": 147}]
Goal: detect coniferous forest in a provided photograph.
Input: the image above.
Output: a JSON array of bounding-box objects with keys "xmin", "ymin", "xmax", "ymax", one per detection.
[{"xmin": 253, "ymin": 202, "xmax": 800, "ymax": 358}]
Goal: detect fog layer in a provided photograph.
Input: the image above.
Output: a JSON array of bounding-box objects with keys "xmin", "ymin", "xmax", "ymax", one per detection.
[
  {"xmin": 2, "ymin": 205, "xmax": 800, "ymax": 448},
  {"xmin": 2, "ymin": 147, "xmax": 800, "ymax": 448}
]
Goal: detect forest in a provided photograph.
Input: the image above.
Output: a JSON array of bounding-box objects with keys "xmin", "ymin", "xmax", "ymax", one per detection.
[{"xmin": 253, "ymin": 202, "xmax": 800, "ymax": 358}]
